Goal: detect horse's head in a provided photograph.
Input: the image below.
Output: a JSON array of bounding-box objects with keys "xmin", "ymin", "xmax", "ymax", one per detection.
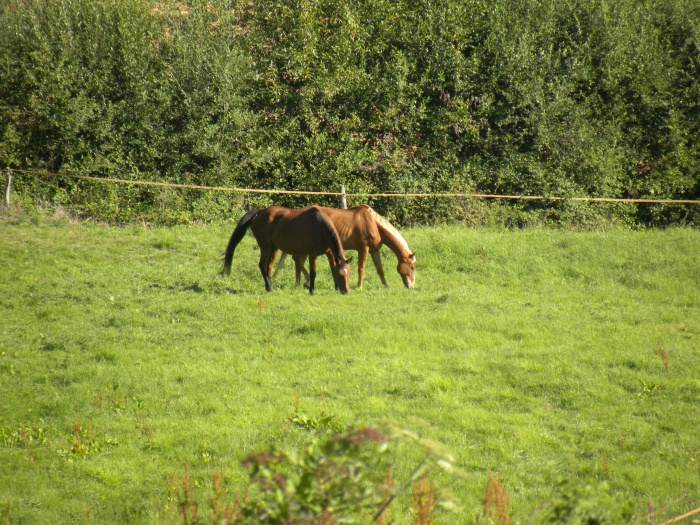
[
  {"xmin": 397, "ymin": 252, "xmax": 416, "ymax": 289},
  {"xmin": 332, "ymin": 256, "xmax": 352, "ymax": 294}
]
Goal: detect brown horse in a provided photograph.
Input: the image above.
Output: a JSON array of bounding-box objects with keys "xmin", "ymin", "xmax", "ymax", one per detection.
[
  {"xmin": 222, "ymin": 206, "xmax": 352, "ymax": 295},
  {"xmin": 275, "ymin": 205, "xmax": 416, "ymax": 289}
]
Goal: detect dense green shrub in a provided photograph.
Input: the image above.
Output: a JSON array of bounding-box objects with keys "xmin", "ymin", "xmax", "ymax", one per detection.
[
  {"xmin": 1, "ymin": 0, "xmax": 699, "ymax": 225},
  {"xmin": 166, "ymin": 423, "xmax": 636, "ymax": 525},
  {"xmin": 167, "ymin": 422, "xmax": 465, "ymax": 524}
]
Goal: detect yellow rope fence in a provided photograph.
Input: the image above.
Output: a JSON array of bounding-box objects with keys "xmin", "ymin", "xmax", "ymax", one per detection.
[
  {"xmin": 659, "ymin": 506, "xmax": 700, "ymax": 525},
  {"xmin": 5, "ymin": 167, "xmax": 700, "ymax": 205}
]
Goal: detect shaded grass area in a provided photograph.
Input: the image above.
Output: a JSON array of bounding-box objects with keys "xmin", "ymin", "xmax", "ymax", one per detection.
[{"xmin": 0, "ymin": 216, "xmax": 699, "ymax": 523}]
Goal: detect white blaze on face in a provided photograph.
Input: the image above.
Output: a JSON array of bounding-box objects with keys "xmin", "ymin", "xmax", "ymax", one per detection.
[
  {"xmin": 335, "ymin": 261, "xmax": 351, "ymax": 294},
  {"xmin": 399, "ymin": 257, "xmax": 416, "ymax": 289},
  {"xmin": 404, "ymin": 273, "xmax": 415, "ymax": 289}
]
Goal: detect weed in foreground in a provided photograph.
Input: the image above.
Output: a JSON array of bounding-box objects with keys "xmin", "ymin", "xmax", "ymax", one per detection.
[
  {"xmin": 167, "ymin": 424, "xmax": 463, "ymax": 524},
  {"xmin": 1, "ymin": 501, "xmax": 11, "ymax": 525},
  {"xmin": 413, "ymin": 474, "xmax": 438, "ymax": 525},
  {"xmin": 168, "ymin": 465, "xmax": 200, "ymax": 525},
  {"xmin": 56, "ymin": 417, "xmax": 100, "ymax": 459},
  {"xmin": 658, "ymin": 346, "xmax": 670, "ymax": 374},
  {"xmin": 541, "ymin": 478, "xmax": 633, "ymax": 525},
  {"xmin": 483, "ymin": 472, "xmax": 511, "ymax": 525},
  {"xmin": 164, "ymin": 426, "xmax": 652, "ymax": 525}
]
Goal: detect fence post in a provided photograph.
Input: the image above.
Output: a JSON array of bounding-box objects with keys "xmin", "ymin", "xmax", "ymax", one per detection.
[
  {"xmin": 340, "ymin": 184, "xmax": 347, "ymax": 209},
  {"xmin": 4, "ymin": 168, "xmax": 12, "ymax": 207}
]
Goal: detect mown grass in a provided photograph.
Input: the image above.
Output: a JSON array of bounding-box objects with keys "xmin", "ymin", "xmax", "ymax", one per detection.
[{"xmin": 0, "ymin": 213, "xmax": 699, "ymax": 524}]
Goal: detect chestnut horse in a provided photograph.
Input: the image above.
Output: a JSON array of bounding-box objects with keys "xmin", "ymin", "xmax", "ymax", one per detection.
[
  {"xmin": 222, "ymin": 206, "xmax": 352, "ymax": 295},
  {"xmin": 275, "ymin": 205, "xmax": 416, "ymax": 289}
]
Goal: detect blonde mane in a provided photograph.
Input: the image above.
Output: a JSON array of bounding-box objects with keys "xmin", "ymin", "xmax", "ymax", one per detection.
[{"xmin": 366, "ymin": 207, "xmax": 411, "ymax": 256}]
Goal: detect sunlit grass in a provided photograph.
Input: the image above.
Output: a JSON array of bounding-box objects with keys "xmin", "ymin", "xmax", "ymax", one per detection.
[{"xmin": 1, "ymin": 216, "xmax": 699, "ymax": 523}]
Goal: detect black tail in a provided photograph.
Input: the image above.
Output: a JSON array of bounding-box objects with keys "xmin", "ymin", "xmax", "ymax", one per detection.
[{"xmin": 222, "ymin": 209, "xmax": 261, "ymax": 275}]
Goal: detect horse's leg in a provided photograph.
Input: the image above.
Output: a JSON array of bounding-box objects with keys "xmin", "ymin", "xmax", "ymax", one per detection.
[
  {"xmin": 272, "ymin": 252, "xmax": 287, "ymax": 279},
  {"xmin": 292, "ymin": 256, "xmax": 302, "ymax": 286},
  {"xmin": 308, "ymin": 256, "xmax": 317, "ymax": 295},
  {"xmin": 259, "ymin": 247, "xmax": 278, "ymax": 292},
  {"xmin": 370, "ymin": 249, "xmax": 389, "ymax": 287},
  {"xmin": 357, "ymin": 246, "xmax": 369, "ymax": 289},
  {"xmin": 267, "ymin": 248, "xmax": 279, "ymax": 281},
  {"xmin": 301, "ymin": 259, "xmax": 311, "ymax": 287},
  {"xmin": 258, "ymin": 250, "xmax": 273, "ymax": 292},
  {"xmin": 293, "ymin": 255, "xmax": 306, "ymax": 286},
  {"xmin": 293, "ymin": 255, "xmax": 311, "ymax": 288}
]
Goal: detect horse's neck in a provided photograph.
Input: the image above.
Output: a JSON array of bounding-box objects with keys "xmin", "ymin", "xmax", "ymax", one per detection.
[
  {"xmin": 372, "ymin": 213, "xmax": 411, "ymax": 259},
  {"xmin": 380, "ymin": 229, "xmax": 411, "ymax": 258}
]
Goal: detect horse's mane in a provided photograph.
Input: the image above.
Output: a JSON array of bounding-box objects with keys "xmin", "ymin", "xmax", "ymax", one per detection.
[
  {"xmin": 311, "ymin": 208, "xmax": 345, "ymax": 261},
  {"xmin": 365, "ymin": 206, "xmax": 411, "ymax": 255}
]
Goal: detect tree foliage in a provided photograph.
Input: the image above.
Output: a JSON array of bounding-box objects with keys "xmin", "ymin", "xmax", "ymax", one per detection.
[{"xmin": 1, "ymin": 0, "xmax": 699, "ymax": 225}]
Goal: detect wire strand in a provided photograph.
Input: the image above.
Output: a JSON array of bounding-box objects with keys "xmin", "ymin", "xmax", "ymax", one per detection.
[{"xmin": 6, "ymin": 168, "xmax": 700, "ymax": 205}]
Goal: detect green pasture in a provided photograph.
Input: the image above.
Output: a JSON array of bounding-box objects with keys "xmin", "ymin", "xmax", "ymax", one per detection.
[{"xmin": 0, "ymin": 215, "xmax": 699, "ymax": 524}]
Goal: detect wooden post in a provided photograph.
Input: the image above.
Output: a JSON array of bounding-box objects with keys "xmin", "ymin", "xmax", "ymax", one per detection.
[
  {"xmin": 4, "ymin": 168, "xmax": 12, "ymax": 207},
  {"xmin": 340, "ymin": 184, "xmax": 347, "ymax": 209}
]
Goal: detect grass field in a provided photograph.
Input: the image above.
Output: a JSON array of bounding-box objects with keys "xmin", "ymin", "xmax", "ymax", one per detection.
[{"xmin": 1, "ymin": 212, "xmax": 699, "ymax": 524}]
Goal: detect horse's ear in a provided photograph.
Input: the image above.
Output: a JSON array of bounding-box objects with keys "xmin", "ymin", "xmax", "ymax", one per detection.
[
  {"xmin": 346, "ymin": 256, "xmax": 353, "ymax": 264},
  {"xmin": 410, "ymin": 252, "xmax": 417, "ymax": 259}
]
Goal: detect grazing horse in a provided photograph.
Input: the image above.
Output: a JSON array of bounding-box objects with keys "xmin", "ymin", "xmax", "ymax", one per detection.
[
  {"xmin": 222, "ymin": 206, "xmax": 352, "ymax": 295},
  {"xmin": 275, "ymin": 205, "xmax": 416, "ymax": 289}
]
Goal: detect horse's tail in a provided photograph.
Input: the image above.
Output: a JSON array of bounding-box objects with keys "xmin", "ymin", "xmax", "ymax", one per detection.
[{"xmin": 222, "ymin": 209, "xmax": 261, "ymax": 275}]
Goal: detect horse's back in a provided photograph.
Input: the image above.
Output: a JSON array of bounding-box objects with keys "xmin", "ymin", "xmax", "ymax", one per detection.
[
  {"xmin": 249, "ymin": 206, "xmax": 289, "ymax": 245},
  {"xmin": 323, "ymin": 205, "xmax": 381, "ymax": 250},
  {"xmin": 267, "ymin": 206, "xmax": 335, "ymax": 257}
]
